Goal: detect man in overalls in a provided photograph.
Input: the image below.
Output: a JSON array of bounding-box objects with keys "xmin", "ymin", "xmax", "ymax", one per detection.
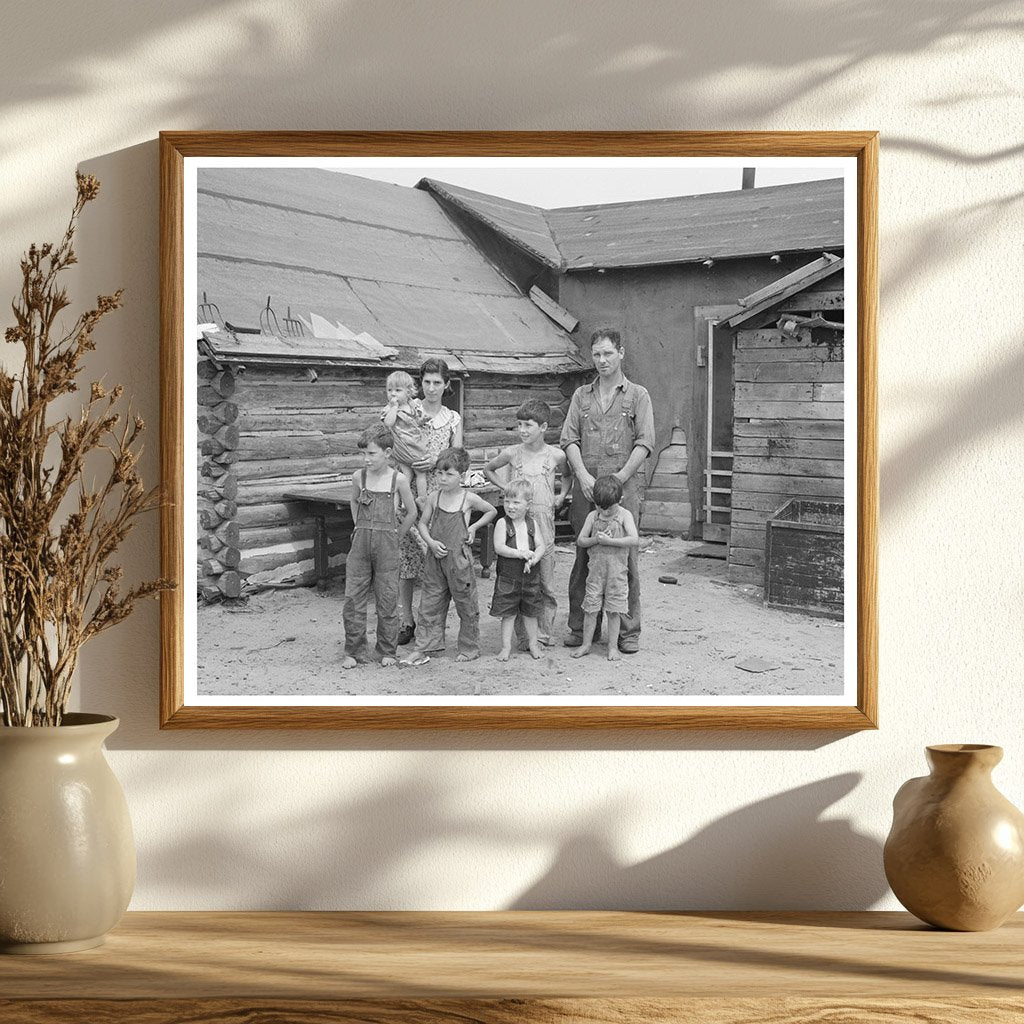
[{"xmin": 560, "ymin": 328, "xmax": 656, "ymax": 654}]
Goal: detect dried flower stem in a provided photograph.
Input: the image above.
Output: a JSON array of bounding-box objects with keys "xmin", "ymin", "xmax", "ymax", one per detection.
[{"xmin": 0, "ymin": 174, "xmax": 173, "ymax": 726}]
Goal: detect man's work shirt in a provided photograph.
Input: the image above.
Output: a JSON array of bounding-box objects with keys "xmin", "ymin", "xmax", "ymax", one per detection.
[{"xmin": 559, "ymin": 376, "xmax": 656, "ymax": 485}]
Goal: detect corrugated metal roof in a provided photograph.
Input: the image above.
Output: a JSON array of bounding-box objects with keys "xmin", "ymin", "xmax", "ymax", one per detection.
[
  {"xmin": 420, "ymin": 177, "xmax": 844, "ymax": 271},
  {"xmin": 550, "ymin": 179, "xmax": 844, "ymax": 269},
  {"xmin": 196, "ymin": 168, "xmax": 583, "ymax": 369}
]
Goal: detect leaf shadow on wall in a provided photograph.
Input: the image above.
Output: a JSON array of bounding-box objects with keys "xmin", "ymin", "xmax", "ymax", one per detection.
[
  {"xmin": 511, "ymin": 774, "xmax": 887, "ymax": 910},
  {"xmin": 130, "ymin": 764, "xmax": 886, "ymax": 911}
]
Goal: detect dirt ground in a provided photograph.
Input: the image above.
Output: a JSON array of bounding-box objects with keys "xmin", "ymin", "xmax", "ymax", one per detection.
[{"xmin": 198, "ymin": 536, "xmax": 844, "ymax": 698}]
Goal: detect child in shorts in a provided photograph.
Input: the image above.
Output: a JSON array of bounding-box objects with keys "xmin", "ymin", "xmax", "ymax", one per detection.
[
  {"xmin": 381, "ymin": 370, "xmax": 429, "ymax": 502},
  {"xmin": 490, "ymin": 477, "xmax": 546, "ymax": 661},
  {"xmin": 483, "ymin": 399, "xmax": 569, "ymax": 645},
  {"xmin": 571, "ymin": 475, "xmax": 638, "ymax": 662},
  {"xmin": 400, "ymin": 447, "xmax": 497, "ymax": 665}
]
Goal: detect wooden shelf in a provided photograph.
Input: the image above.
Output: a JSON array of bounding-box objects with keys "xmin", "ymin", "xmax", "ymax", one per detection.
[{"xmin": 1, "ymin": 911, "xmax": 1021, "ymax": 1022}]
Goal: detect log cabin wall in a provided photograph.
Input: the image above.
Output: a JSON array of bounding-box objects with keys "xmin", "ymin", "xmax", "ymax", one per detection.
[
  {"xmin": 461, "ymin": 373, "xmax": 578, "ymax": 454},
  {"xmin": 727, "ymin": 327, "xmax": 845, "ymax": 586},
  {"xmin": 196, "ymin": 358, "xmax": 582, "ymax": 600}
]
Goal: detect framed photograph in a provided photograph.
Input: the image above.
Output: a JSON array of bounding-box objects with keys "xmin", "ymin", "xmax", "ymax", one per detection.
[{"xmin": 160, "ymin": 131, "xmax": 877, "ymax": 729}]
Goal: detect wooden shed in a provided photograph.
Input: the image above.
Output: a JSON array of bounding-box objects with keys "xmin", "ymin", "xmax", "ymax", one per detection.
[
  {"xmin": 195, "ymin": 169, "xmax": 586, "ymax": 599},
  {"xmin": 716, "ymin": 256, "xmax": 846, "ymax": 589}
]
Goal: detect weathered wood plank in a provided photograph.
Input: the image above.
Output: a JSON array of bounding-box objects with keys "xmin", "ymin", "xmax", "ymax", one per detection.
[
  {"xmin": 778, "ymin": 288, "xmax": 844, "ymax": 311},
  {"xmin": 728, "ymin": 545, "xmax": 764, "ymax": 569},
  {"xmin": 733, "ymin": 456, "xmax": 844, "ymax": 479},
  {"xmin": 729, "ymin": 526, "xmax": 768, "ymax": 552},
  {"xmin": 644, "ymin": 487, "xmax": 689, "ymax": 503},
  {"xmin": 236, "ymin": 434, "xmax": 333, "ymax": 458},
  {"xmin": 238, "ymin": 537, "xmax": 345, "ymax": 576},
  {"xmin": 640, "ymin": 513, "xmax": 692, "ymax": 535},
  {"xmin": 732, "ymin": 472, "xmax": 844, "ymax": 499},
  {"xmin": 643, "ymin": 500, "xmax": 693, "ymax": 520},
  {"xmin": 813, "ymin": 383, "xmax": 844, "ymax": 402},
  {"xmin": 649, "ymin": 472, "xmax": 688, "ymax": 490},
  {"xmin": 731, "ymin": 492, "xmax": 805, "ymax": 514},
  {"xmin": 466, "ymin": 406, "xmax": 566, "ymax": 430},
  {"xmin": 734, "ymin": 360, "xmax": 844, "ymax": 384},
  {"xmin": 734, "ymin": 382, "xmax": 814, "ymax": 403},
  {"xmin": 234, "ymin": 502, "xmax": 302, "ymax": 528},
  {"xmin": 235, "ymin": 476, "xmax": 349, "ymax": 505},
  {"xmin": 234, "ymin": 455, "xmax": 359, "ymax": 481},
  {"xmin": 232, "ymin": 383, "xmax": 393, "ymax": 410},
  {"xmin": 734, "ymin": 400, "xmax": 844, "ymax": 420},
  {"xmin": 733, "ymin": 437, "xmax": 845, "ymax": 460},
  {"xmin": 465, "ymin": 388, "xmax": 568, "ymax": 408},
  {"xmin": 237, "ymin": 409, "xmax": 380, "ymax": 433},
  {"xmin": 734, "ymin": 418, "xmax": 845, "ymax": 440},
  {"xmin": 728, "ymin": 563, "xmax": 763, "ymax": 585},
  {"xmin": 733, "ymin": 346, "xmax": 838, "ymax": 363}
]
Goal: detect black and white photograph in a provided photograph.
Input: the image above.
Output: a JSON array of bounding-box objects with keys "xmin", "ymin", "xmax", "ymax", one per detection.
[{"xmin": 174, "ymin": 145, "xmax": 867, "ymax": 720}]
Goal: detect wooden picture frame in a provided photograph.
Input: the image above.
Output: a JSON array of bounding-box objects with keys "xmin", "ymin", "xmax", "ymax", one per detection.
[{"xmin": 160, "ymin": 131, "xmax": 878, "ymax": 730}]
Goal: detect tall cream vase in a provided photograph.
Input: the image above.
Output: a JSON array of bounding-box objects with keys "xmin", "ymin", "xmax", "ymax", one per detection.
[{"xmin": 0, "ymin": 714, "xmax": 135, "ymax": 953}]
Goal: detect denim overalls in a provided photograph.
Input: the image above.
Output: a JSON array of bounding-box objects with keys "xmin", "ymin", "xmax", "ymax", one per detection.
[
  {"xmin": 414, "ymin": 490, "xmax": 480, "ymax": 660},
  {"xmin": 508, "ymin": 445, "xmax": 558, "ymax": 643},
  {"xmin": 567, "ymin": 385, "xmax": 642, "ymax": 642},
  {"xmin": 342, "ymin": 469, "xmax": 400, "ymax": 660},
  {"xmin": 489, "ymin": 514, "xmax": 543, "ymax": 620}
]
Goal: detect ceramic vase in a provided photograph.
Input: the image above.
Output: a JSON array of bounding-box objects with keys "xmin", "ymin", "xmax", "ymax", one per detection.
[
  {"xmin": 884, "ymin": 744, "xmax": 1024, "ymax": 931},
  {"xmin": 0, "ymin": 713, "xmax": 135, "ymax": 953}
]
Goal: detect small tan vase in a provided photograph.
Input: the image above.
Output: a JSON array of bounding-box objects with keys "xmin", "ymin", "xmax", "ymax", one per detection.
[
  {"xmin": 884, "ymin": 744, "xmax": 1024, "ymax": 931},
  {"xmin": 0, "ymin": 713, "xmax": 135, "ymax": 953}
]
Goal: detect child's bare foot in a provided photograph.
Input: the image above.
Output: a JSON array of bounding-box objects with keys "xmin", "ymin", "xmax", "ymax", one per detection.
[
  {"xmin": 528, "ymin": 644, "xmax": 543, "ymax": 660},
  {"xmin": 380, "ymin": 656, "xmax": 397, "ymax": 667},
  {"xmin": 496, "ymin": 648, "xmax": 512, "ymax": 662},
  {"xmin": 455, "ymin": 653, "xmax": 478, "ymax": 663},
  {"xmin": 607, "ymin": 648, "xmax": 622, "ymax": 662},
  {"xmin": 341, "ymin": 655, "xmax": 358, "ymax": 670},
  {"xmin": 571, "ymin": 645, "xmax": 591, "ymax": 659}
]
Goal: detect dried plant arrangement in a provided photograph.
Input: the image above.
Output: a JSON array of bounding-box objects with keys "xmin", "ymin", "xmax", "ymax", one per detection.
[{"xmin": 0, "ymin": 174, "xmax": 172, "ymax": 727}]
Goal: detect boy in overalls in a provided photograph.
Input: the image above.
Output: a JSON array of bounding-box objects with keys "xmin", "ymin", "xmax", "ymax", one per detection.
[
  {"xmin": 400, "ymin": 447, "xmax": 497, "ymax": 666},
  {"xmin": 489, "ymin": 477, "xmax": 547, "ymax": 661},
  {"xmin": 342, "ymin": 425, "xmax": 418, "ymax": 669},
  {"xmin": 560, "ymin": 329, "xmax": 656, "ymax": 654},
  {"xmin": 483, "ymin": 399, "xmax": 570, "ymax": 646}
]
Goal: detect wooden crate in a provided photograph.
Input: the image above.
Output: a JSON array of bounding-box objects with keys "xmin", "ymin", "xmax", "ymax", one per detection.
[{"xmin": 764, "ymin": 499, "xmax": 843, "ymax": 619}]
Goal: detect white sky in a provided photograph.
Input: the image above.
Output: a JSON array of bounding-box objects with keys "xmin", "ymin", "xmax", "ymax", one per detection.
[{"xmin": 320, "ymin": 159, "xmax": 845, "ymax": 208}]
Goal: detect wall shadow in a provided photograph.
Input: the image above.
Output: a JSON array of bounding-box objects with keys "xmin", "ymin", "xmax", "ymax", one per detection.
[
  {"xmin": 511, "ymin": 774, "xmax": 886, "ymax": 910},
  {"xmin": 130, "ymin": 765, "xmax": 887, "ymax": 911}
]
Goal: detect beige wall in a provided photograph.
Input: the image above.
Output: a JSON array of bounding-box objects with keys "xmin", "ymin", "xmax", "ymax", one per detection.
[{"xmin": 1, "ymin": 1, "xmax": 1021, "ymax": 910}]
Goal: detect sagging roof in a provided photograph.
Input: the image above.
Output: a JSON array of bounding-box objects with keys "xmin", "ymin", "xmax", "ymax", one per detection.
[
  {"xmin": 196, "ymin": 168, "xmax": 585, "ymax": 373},
  {"xmin": 723, "ymin": 253, "xmax": 844, "ymax": 329},
  {"xmin": 418, "ymin": 177, "xmax": 844, "ymax": 271}
]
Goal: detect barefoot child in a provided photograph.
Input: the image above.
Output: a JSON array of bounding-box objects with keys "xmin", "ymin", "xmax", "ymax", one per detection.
[
  {"xmin": 401, "ymin": 448, "xmax": 496, "ymax": 665},
  {"xmin": 342, "ymin": 425, "xmax": 418, "ymax": 669},
  {"xmin": 489, "ymin": 477, "xmax": 547, "ymax": 661},
  {"xmin": 381, "ymin": 370, "xmax": 429, "ymax": 502},
  {"xmin": 571, "ymin": 475, "xmax": 639, "ymax": 662},
  {"xmin": 483, "ymin": 400, "xmax": 569, "ymax": 646}
]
